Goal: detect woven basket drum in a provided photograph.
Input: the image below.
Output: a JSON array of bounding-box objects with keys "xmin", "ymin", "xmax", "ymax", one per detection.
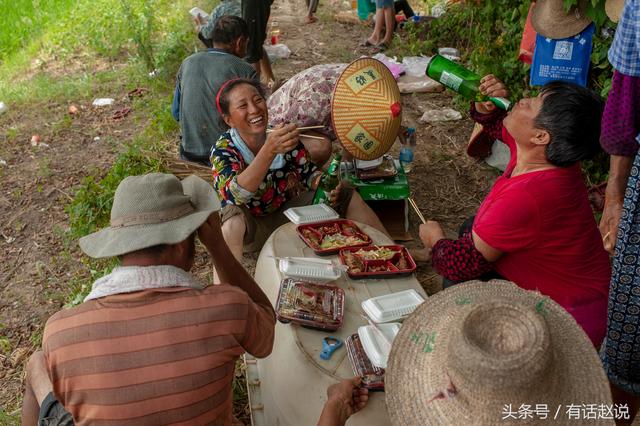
[{"xmin": 331, "ymin": 58, "xmax": 402, "ymax": 160}]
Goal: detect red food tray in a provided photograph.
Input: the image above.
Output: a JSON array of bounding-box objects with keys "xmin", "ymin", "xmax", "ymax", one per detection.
[
  {"xmin": 296, "ymin": 219, "xmax": 372, "ymax": 256},
  {"xmin": 275, "ymin": 278, "xmax": 345, "ymax": 331},
  {"xmin": 339, "ymin": 245, "xmax": 416, "ymax": 279},
  {"xmin": 346, "ymin": 333, "xmax": 384, "ymax": 391}
]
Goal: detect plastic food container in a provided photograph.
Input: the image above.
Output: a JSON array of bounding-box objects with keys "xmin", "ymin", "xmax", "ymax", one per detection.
[
  {"xmin": 297, "ymin": 220, "xmax": 372, "ymax": 256},
  {"xmin": 346, "ymin": 334, "xmax": 385, "ymax": 391},
  {"xmin": 284, "ymin": 204, "xmax": 339, "ymax": 225},
  {"xmin": 358, "ymin": 322, "xmax": 401, "ymax": 369},
  {"xmin": 275, "ymin": 278, "xmax": 345, "ymax": 331},
  {"xmin": 278, "ymin": 257, "xmax": 342, "ymax": 283},
  {"xmin": 362, "ymin": 289, "xmax": 425, "ymax": 323},
  {"xmin": 339, "ymin": 245, "xmax": 416, "ymax": 279}
]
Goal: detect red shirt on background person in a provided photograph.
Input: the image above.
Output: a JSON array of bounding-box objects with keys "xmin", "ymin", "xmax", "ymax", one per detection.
[{"xmin": 419, "ymin": 77, "xmax": 611, "ymax": 345}]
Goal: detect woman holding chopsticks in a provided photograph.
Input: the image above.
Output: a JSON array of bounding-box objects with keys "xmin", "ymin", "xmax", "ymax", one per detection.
[{"xmin": 210, "ymin": 78, "xmax": 389, "ymax": 268}]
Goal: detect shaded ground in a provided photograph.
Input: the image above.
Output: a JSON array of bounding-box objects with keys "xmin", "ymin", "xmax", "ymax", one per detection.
[{"xmin": 0, "ymin": 0, "xmax": 497, "ymax": 421}]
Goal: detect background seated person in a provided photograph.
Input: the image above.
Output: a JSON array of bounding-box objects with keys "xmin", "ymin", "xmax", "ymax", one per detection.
[
  {"xmin": 171, "ymin": 16, "xmax": 257, "ymax": 166},
  {"xmin": 211, "ymin": 78, "xmax": 390, "ymax": 269},
  {"xmin": 419, "ymin": 76, "xmax": 611, "ymax": 346},
  {"xmin": 195, "ymin": 0, "xmax": 242, "ymax": 48}
]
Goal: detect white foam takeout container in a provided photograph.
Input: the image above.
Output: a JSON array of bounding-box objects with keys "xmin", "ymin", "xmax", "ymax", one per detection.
[
  {"xmin": 358, "ymin": 322, "xmax": 401, "ymax": 369},
  {"xmin": 278, "ymin": 257, "xmax": 342, "ymax": 284},
  {"xmin": 355, "ymin": 157, "xmax": 384, "ymax": 170},
  {"xmin": 362, "ymin": 289, "xmax": 425, "ymax": 323},
  {"xmin": 284, "ymin": 204, "xmax": 339, "ymax": 225}
]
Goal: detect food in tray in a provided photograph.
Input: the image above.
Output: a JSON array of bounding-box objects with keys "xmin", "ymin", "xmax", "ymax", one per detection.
[
  {"xmin": 340, "ymin": 222, "xmax": 360, "ymax": 235},
  {"xmin": 297, "ymin": 220, "xmax": 371, "ymax": 253},
  {"xmin": 341, "ymin": 246, "xmax": 413, "ymax": 275},
  {"xmin": 346, "ymin": 334, "xmax": 385, "ymax": 390},
  {"xmin": 319, "ymin": 233, "xmax": 368, "ymax": 250},
  {"xmin": 368, "ymin": 264, "xmax": 389, "ymax": 273},
  {"xmin": 301, "ymin": 228, "xmax": 321, "ymax": 246},
  {"xmin": 354, "ymin": 247, "xmax": 399, "ymax": 260},
  {"xmin": 276, "ymin": 279, "xmax": 344, "ymax": 330},
  {"xmin": 342, "ymin": 251, "xmax": 365, "ymax": 273},
  {"xmin": 319, "ymin": 224, "xmax": 341, "ymax": 235}
]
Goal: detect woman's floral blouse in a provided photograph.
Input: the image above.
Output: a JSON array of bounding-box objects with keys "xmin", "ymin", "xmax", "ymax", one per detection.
[{"xmin": 211, "ymin": 132, "xmax": 319, "ymax": 216}]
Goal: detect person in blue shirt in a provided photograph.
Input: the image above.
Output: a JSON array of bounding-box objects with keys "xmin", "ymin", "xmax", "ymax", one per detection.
[{"xmin": 172, "ymin": 15, "xmax": 258, "ymax": 166}]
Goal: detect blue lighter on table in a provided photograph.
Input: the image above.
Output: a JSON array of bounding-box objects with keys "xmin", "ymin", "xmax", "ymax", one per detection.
[{"xmin": 320, "ymin": 337, "xmax": 343, "ymax": 360}]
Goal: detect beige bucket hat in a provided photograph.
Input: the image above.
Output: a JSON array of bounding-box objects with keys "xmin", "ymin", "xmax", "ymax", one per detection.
[
  {"xmin": 385, "ymin": 280, "xmax": 612, "ymax": 426},
  {"xmin": 605, "ymin": 0, "xmax": 624, "ymax": 23},
  {"xmin": 331, "ymin": 58, "xmax": 402, "ymax": 161},
  {"xmin": 79, "ymin": 173, "xmax": 220, "ymax": 258},
  {"xmin": 532, "ymin": 0, "xmax": 593, "ymax": 39}
]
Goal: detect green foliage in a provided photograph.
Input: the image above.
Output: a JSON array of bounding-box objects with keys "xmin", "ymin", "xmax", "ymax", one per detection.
[
  {"xmin": 404, "ymin": 0, "xmax": 615, "ymax": 100},
  {"xmin": 65, "ymin": 265, "xmax": 117, "ymax": 307},
  {"xmin": 120, "ymin": 0, "xmax": 158, "ymax": 72},
  {"xmin": 0, "ymin": 408, "xmax": 19, "ymax": 426},
  {"xmin": 66, "ymin": 144, "xmax": 164, "ymax": 239},
  {"xmin": 405, "ymin": 0, "xmax": 616, "ymax": 184},
  {"xmin": 0, "ymin": 0, "xmax": 75, "ymax": 60}
]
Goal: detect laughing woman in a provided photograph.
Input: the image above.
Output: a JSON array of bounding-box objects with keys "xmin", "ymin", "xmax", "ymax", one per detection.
[{"xmin": 210, "ymin": 78, "xmax": 388, "ymax": 268}]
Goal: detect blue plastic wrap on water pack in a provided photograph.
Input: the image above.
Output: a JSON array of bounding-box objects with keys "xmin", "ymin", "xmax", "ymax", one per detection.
[{"xmin": 530, "ymin": 23, "xmax": 595, "ymax": 87}]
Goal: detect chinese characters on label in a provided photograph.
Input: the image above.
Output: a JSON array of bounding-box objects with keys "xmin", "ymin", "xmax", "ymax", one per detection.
[
  {"xmin": 345, "ymin": 66, "xmax": 382, "ymax": 94},
  {"xmin": 501, "ymin": 404, "xmax": 629, "ymax": 421},
  {"xmin": 346, "ymin": 124, "xmax": 380, "ymax": 155}
]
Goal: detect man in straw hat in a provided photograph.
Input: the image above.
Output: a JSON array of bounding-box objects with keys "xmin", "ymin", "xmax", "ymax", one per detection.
[
  {"xmin": 317, "ymin": 280, "xmax": 617, "ymax": 425},
  {"xmin": 21, "ymin": 173, "xmax": 275, "ymax": 425}
]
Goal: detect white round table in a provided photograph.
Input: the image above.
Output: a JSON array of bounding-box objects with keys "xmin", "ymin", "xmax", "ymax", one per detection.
[{"xmin": 249, "ymin": 222, "xmax": 427, "ymax": 426}]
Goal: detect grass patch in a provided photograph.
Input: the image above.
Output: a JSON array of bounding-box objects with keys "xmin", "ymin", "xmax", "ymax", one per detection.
[
  {"xmin": 66, "ymin": 144, "xmax": 165, "ymax": 238},
  {"xmin": 0, "ymin": 408, "xmax": 19, "ymax": 426}
]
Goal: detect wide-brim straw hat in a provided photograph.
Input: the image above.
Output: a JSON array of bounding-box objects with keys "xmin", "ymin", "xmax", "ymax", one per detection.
[
  {"xmin": 79, "ymin": 173, "xmax": 220, "ymax": 258},
  {"xmin": 605, "ymin": 0, "xmax": 624, "ymax": 23},
  {"xmin": 386, "ymin": 280, "xmax": 612, "ymax": 426},
  {"xmin": 331, "ymin": 58, "xmax": 402, "ymax": 160},
  {"xmin": 532, "ymin": 0, "xmax": 593, "ymax": 39}
]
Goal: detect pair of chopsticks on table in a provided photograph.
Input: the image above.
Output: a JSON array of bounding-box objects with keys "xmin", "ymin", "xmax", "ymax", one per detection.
[
  {"xmin": 266, "ymin": 125, "xmax": 325, "ymax": 140},
  {"xmin": 408, "ymin": 197, "xmax": 427, "ymax": 224}
]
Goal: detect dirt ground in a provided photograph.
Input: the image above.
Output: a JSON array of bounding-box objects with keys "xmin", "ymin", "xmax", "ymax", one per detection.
[{"xmin": 0, "ymin": 0, "xmax": 497, "ymax": 420}]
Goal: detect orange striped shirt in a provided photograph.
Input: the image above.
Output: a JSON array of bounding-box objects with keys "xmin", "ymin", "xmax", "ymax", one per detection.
[{"xmin": 43, "ymin": 285, "xmax": 275, "ymax": 425}]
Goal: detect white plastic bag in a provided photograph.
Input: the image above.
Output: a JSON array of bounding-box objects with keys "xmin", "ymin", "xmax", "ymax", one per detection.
[
  {"xmin": 401, "ymin": 56, "xmax": 432, "ymax": 77},
  {"xmin": 372, "ymin": 53, "xmax": 406, "ymax": 80},
  {"xmin": 397, "ymin": 75, "xmax": 444, "ymax": 93},
  {"xmin": 92, "ymin": 98, "xmax": 115, "ymax": 107},
  {"xmin": 485, "ymin": 140, "xmax": 510, "ymax": 171},
  {"xmin": 419, "ymin": 108, "xmax": 462, "ymax": 123},
  {"xmin": 264, "ymin": 43, "xmax": 291, "ymax": 61}
]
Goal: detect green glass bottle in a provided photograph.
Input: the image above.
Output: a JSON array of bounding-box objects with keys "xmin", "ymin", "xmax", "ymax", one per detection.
[
  {"xmin": 313, "ymin": 153, "xmax": 342, "ymax": 204},
  {"xmin": 426, "ymin": 54, "xmax": 511, "ymax": 110}
]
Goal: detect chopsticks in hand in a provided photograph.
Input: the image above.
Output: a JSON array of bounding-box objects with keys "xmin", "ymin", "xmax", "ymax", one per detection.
[{"xmin": 408, "ymin": 198, "xmax": 427, "ymax": 224}]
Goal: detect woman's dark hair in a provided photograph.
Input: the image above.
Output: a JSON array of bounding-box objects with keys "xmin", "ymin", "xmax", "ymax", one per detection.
[
  {"xmin": 217, "ymin": 78, "xmax": 266, "ymax": 129},
  {"xmin": 212, "ymin": 15, "xmax": 249, "ymax": 45},
  {"xmin": 535, "ymin": 81, "xmax": 604, "ymax": 167}
]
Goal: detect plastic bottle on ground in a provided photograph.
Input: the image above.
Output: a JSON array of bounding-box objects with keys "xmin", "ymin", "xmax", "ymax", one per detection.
[{"xmin": 399, "ymin": 127, "xmax": 416, "ymax": 173}]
